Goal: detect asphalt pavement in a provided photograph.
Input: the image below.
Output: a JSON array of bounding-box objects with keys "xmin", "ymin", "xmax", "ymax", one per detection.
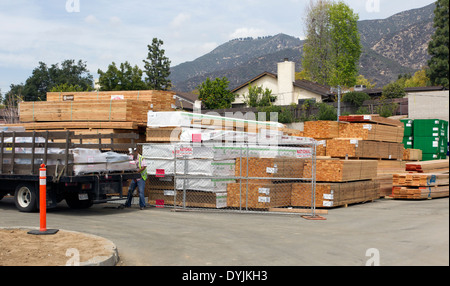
[{"xmin": 0, "ymin": 196, "xmax": 448, "ymax": 266}]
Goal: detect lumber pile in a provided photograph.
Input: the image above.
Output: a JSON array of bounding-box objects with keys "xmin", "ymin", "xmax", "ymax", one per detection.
[
  {"xmin": 339, "ymin": 115, "xmax": 404, "ymax": 127},
  {"xmin": 227, "ymin": 183, "xmax": 292, "ymax": 209},
  {"xmin": 403, "ymin": 149, "xmax": 422, "ymax": 161},
  {"xmin": 303, "ymin": 121, "xmax": 340, "ymax": 139},
  {"xmin": 304, "ymin": 159, "xmax": 378, "ymax": 182},
  {"xmin": 338, "ymin": 123, "xmax": 404, "ymax": 143},
  {"xmin": 235, "ymin": 157, "xmax": 306, "ymax": 183},
  {"xmin": 391, "ymin": 173, "xmax": 449, "ymax": 200},
  {"xmin": 326, "ymin": 139, "xmax": 404, "ymax": 160},
  {"xmin": 291, "ymin": 180, "xmax": 380, "ymax": 208},
  {"xmin": 405, "ymin": 159, "xmax": 449, "ymax": 173}
]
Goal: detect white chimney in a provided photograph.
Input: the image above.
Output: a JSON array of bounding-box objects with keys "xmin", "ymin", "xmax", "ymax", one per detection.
[{"xmin": 277, "ymin": 59, "xmax": 295, "ymax": 105}]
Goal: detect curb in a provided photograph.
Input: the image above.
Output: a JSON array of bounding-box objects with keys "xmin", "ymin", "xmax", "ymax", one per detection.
[{"xmin": 0, "ymin": 227, "xmax": 119, "ymax": 266}]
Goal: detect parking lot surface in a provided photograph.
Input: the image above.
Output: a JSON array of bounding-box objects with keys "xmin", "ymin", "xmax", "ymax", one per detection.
[{"xmin": 0, "ymin": 197, "xmax": 448, "ymax": 266}]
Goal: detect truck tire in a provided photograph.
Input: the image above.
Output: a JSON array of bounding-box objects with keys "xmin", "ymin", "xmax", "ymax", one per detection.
[
  {"xmin": 14, "ymin": 183, "xmax": 38, "ymax": 213},
  {"xmin": 65, "ymin": 194, "xmax": 94, "ymax": 209}
]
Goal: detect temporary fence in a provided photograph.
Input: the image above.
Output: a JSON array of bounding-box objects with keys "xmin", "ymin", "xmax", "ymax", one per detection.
[{"xmin": 141, "ymin": 140, "xmax": 320, "ymax": 217}]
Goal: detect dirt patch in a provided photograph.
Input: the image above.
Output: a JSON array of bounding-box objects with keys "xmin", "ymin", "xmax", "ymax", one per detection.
[{"xmin": 0, "ymin": 229, "xmax": 115, "ymax": 266}]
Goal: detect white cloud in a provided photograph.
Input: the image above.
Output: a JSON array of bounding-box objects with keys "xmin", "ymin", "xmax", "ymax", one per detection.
[
  {"xmin": 170, "ymin": 13, "xmax": 191, "ymax": 28},
  {"xmin": 85, "ymin": 15, "xmax": 100, "ymax": 24},
  {"xmin": 229, "ymin": 27, "xmax": 266, "ymax": 39}
]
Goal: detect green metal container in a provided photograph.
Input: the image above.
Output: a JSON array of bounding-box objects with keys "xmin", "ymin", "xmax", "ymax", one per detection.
[
  {"xmin": 401, "ymin": 119, "xmax": 414, "ymax": 137},
  {"xmin": 413, "ymin": 119, "xmax": 442, "ymax": 137},
  {"xmin": 413, "ymin": 136, "xmax": 440, "ymax": 154}
]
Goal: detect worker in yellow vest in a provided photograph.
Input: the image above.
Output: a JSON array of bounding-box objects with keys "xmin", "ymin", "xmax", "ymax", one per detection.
[{"xmin": 124, "ymin": 148, "xmax": 148, "ymax": 210}]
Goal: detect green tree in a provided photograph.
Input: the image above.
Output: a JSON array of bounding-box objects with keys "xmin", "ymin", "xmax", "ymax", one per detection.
[
  {"xmin": 22, "ymin": 60, "xmax": 93, "ymax": 101},
  {"xmin": 342, "ymin": 91, "xmax": 370, "ymax": 107},
  {"xmin": 244, "ymin": 85, "xmax": 277, "ymax": 107},
  {"xmin": 427, "ymin": 0, "xmax": 449, "ymax": 88},
  {"xmin": 198, "ymin": 77, "xmax": 236, "ymax": 110},
  {"xmin": 2, "ymin": 84, "xmax": 24, "ymax": 106},
  {"xmin": 382, "ymin": 82, "xmax": 406, "ymax": 99},
  {"xmin": 97, "ymin": 62, "xmax": 147, "ymax": 91},
  {"xmin": 302, "ymin": 0, "xmax": 362, "ymax": 87},
  {"xmin": 143, "ymin": 38, "xmax": 172, "ymax": 90}
]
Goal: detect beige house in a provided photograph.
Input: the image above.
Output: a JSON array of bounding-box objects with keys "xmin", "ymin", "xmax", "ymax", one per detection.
[{"xmin": 231, "ymin": 59, "xmax": 334, "ymax": 107}]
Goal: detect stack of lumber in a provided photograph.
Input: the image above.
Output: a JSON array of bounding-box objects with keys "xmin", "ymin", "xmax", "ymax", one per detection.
[
  {"xmin": 391, "ymin": 173, "xmax": 449, "ymax": 200},
  {"xmin": 338, "ymin": 123, "xmax": 404, "ymax": 143},
  {"xmin": 292, "ymin": 158, "xmax": 380, "ymax": 208},
  {"xmin": 403, "ymin": 149, "xmax": 422, "ymax": 161},
  {"xmin": 291, "ymin": 180, "xmax": 380, "ymax": 208},
  {"xmin": 405, "ymin": 159, "xmax": 449, "ymax": 173},
  {"xmin": 46, "ymin": 90, "xmax": 176, "ymax": 112},
  {"xmin": 377, "ymin": 160, "xmax": 407, "ymax": 197},
  {"xmin": 304, "ymin": 159, "xmax": 378, "ymax": 182},
  {"xmin": 339, "ymin": 115, "xmax": 404, "ymax": 127},
  {"xmin": 326, "ymin": 139, "xmax": 404, "ymax": 160},
  {"xmin": 227, "ymin": 183, "xmax": 292, "ymax": 209},
  {"xmin": 19, "ymin": 100, "xmax": 149, "ymax": 125},
  {"xmin": 303, "ymin": 121, "xmax": 340, "ymax": 139},
  {"xmin": 235, "ymin": 157, "xmax": 306, "ymax": 183}
]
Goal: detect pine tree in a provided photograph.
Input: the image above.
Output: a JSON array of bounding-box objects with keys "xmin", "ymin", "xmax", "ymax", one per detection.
[
  {"xmin": 143, "ymin": 38, "xmax": 172, "ymax": 91},
  {"xmin": 427, "ymin": 0, "xmax": 449, "ymax": 88}
]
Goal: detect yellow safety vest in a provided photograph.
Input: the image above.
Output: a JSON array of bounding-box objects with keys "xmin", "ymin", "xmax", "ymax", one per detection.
[{"xmin": 138, "ymin": 155, "xmax": 147, "ymax": 181}]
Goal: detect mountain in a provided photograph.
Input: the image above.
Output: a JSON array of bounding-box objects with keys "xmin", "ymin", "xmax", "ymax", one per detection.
[{"xmin": 170, "ymin": 3, "xmax": 436, "ymax": 92}]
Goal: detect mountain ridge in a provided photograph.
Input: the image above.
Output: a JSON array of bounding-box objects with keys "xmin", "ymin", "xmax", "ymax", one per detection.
[{"xmin": 169, "ymin": 3, "xmax": 436, "ymax": 92}]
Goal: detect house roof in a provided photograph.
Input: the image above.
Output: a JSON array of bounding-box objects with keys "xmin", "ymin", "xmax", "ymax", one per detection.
[
  {"xmin": 231, "ymin": 71, "xmax": 334, "ymax": 98},
  {"xmin": 231, "ymin": 72, "xmax": 277, "ymax": 93},
  {"xmin": 363, "ymin": 86, "xmax": 447, "ymax": 97}
]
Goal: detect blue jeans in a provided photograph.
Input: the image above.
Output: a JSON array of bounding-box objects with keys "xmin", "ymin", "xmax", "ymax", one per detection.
[{"xmin": 125, "ymin": 179, "xmax": 146, "ymax": 208}]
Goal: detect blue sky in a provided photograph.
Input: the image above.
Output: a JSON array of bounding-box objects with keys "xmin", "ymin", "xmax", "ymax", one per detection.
[{"xmin": 0, "ymin": 0, "xmax": 436, "ymax": 95}]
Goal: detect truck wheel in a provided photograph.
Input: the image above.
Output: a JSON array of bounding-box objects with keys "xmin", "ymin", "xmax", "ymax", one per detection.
[
  {"xmin": 14, "ymin": 184, "xmax": 38, "ymax": 213},
  {"xmin": 65, "ymin": 194, "xmax": 94, "ymax": 209}
]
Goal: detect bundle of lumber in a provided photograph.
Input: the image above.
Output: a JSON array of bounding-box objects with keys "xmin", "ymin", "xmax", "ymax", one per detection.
[
  {"xmin": 291, "ymin": 180, "xmax": 380, "ymax": 208},
  {"xmin": 19, "ymin": 100, "xmax": 149, "ymax": 125},
  {"xmin": 339, "ymin": 115, "xmax": 404, "ymax": 127},
  {"xmin": 405, "ymin": 159, "xmax": 449, "ymax": 173},
  {"xmin": 148, "ymin": 189, "xmax": 227, "ymax": 209},
  {"xmin": 227, "ymin": 183, "xmax": 292, "ymax": 209},
  {"xmin": 303, "ymin": 121, "xmax": 340, "ymax": 139},
  {"xmin": 393, "ymin": 173, "xmax": 449, "ymax": 187},
  {"xmin": 304, "ymin": 159, "xmax": 378, "ymax": 182},
  {"xmin": 402, "ymin": 149, "xmax": 423, "ymax": 161},
  {"xmin": 338, "ymin": 123, "xmax": 404, "ymax": 143},
  {"xmin": 46, "ymin": 90, "xmax": 176, "ymax": 111},
  {"xmin": 377, "ymin": 160, "xmax": 407, "ymax": 197},
  {"xmin": 326, "ymin": 139, "xmax": 404, "ymax": 160},
  {"xmin": 392, "ymin": 186, "xmax": 449, "ymax": 200},
  {"xmin": 235, "ymin": 157, "xmax": 306, "ymax": 183}
]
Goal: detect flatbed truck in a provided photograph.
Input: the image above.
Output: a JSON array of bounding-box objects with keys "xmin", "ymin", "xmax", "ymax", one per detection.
[{"xmin": 0, "ymin": 131, "xmax": 141, "ymax": 212}]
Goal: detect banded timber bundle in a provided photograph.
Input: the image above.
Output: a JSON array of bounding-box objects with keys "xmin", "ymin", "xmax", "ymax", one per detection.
[
  {"xmin": 304, "ymin": 159, "xmax": 378, "ymax": 182},
  {"xmin": 46, "ymin": 90, "xmax": 176, "ymax": 111},
  {"xmin": 402, "ymin": 149, "xmax": 423, "ymax": 161},
  {"xmin": 338, "ymin": 123, "xmax": 404, "ymax": 143},
  {"xmin": 326, "ymin": 139, "xmax": 404, "ymax": 160},
  {"xmin": 19, "ymin": 100, "xmax": 149, "ymax": 124},
  {"xmin": 393, "ymin": 173, "xmax": 449, "ymax": 187},
  {"xmin": 291, "ymin": 180, "xmax": 380, "ymax": 208},
  {"xmin": 227, "ymin": 183, "xmax": 292, "ymax": 209},
  {"xmin": 303, "ymin": 121, "xmax": 341, "ymax": 139},
  {"xmin": 405, "ymin": 159, "xmax": 449, "ymax": 173},
  {"xmin": 235, "ymin": 157, "xmax": 306, "ymax": 183},
  {"xmin": 148, "ymin": 189, "xmax": 227, "ymax": 209},
  {"xmin": 339, "ymin": 115, "xmax": 404, "ymax": 127},
  {"xmin": 392, "ymin": 186, "xmax": 449, "ymax": 200}
]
